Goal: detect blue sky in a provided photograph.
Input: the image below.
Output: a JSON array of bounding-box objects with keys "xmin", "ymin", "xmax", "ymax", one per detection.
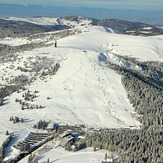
[{"xmin": 0, "ymin": 0, "xmax": 163, "ymax": 26}]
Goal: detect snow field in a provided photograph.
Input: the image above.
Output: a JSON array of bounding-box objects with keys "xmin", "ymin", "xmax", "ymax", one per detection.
[
  {"xmin": 0, "ymin": 26, "xmax": 162, "ymax": 161},
  {"xmin": 19, "ymin": 143, "xmax": 114, "ymax": 163}
]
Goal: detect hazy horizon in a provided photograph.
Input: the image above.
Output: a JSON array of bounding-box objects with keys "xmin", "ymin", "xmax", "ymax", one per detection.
[{"xmin": 0, "ymin": 1, "xmax": 163, "ymax": 26}]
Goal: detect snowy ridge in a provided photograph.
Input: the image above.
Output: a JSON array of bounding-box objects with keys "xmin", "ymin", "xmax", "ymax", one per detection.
[
  {"xmin": 3, "ymin": 16, "xmax": 92, "ymax": 27},
  {"xmin": 2, "ymin": 16, "xmax": 163, "ymax": 37},
  {"xmin": 2, "ymin": 17, "xmax": 118, "ymax": 33},
  {"xmin": 2, "ymin": 17, "xmax": 59, "ymax": 26}
]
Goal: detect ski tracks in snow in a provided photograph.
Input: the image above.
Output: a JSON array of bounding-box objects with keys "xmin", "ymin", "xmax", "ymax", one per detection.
[{"xmin": 85, "ymin": 51, "xmax": 127, "ymax": 127}]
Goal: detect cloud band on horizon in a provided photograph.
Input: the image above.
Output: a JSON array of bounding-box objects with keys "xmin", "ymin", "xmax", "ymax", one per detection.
[{"xmin": 0, "ymin": 0, "xmax": 162, "ymax": 10}]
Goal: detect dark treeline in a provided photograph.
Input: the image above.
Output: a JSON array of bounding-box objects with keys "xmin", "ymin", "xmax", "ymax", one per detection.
[
  {"xmin": 0, "ymin": 85, "xmax": 20, "ymax": 100},
  {"xmin": 0, "ymin": 74, "xmax": 28, "ymax": 98},
  {"xmin": 0, "ymin": 28, "xmax": 81, "ymax": 64},
  {"xmin": 0, "ymin": 134, "xmax": 13, "ymax": 161},
  {"xmin": 78, "ymin": 59, "xmax": 163, "ymax": 162},
  {"xmin": 0, "ymin": 18, "xmax": 70, "ymax": 39}
]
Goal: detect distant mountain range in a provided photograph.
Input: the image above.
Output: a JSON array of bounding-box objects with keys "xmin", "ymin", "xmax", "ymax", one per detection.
[
  {"xmin": 0, "ymin": 18, "xmax": 69, "ymax": 38},
  {"xmin": 0, "ymin": 16, "xmax": 163, "ymax": 38}
]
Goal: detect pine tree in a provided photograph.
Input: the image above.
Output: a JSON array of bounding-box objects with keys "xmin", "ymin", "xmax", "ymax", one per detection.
[
  {"xmin": 0, "ymin": 98, "xmax": 3, "ymax": 106},
  {"xmin": 21, "ymin": 106, "xmax": 24, "ymax": 110},
  {"xmin": 6, "ymin": 130, "xmax": 9, "ymax": 135},
  {"xmin": 104, "ymin": 153, "xmax": 107, "ymax": 160},
  {"xmin": 93, "ymin": 146, "xmax": 96, "ymax": 151}
]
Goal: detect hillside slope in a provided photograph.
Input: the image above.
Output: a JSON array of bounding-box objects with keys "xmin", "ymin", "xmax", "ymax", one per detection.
[
  {"xmin": 0, "ymin": 25, "xmax": 162, "ymax": 161},
  {"xmin": 0, "ymin": 18, "xmax": 69, "ymax": 38}
]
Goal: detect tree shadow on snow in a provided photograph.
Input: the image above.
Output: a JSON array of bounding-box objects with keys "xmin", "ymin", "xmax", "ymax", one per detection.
[
  {"xmin": 4, "ymin": 135, "xmax": 19, "ymax": 158},
  {"xmin": 23, "ymin": 118, "xmax": 34, "ymax": 123},
  {"xmin": 98, "ymin": 53, "xmax": 107, "ymax": 62},
  {"xmin": 51, "ymin": 158, "xmax": 60, "ymax": 162}
]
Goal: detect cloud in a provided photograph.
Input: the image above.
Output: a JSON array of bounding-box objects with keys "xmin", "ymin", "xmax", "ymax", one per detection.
[
  {"xmin": 0, "ymin": 2, "xmax": 163, "ymax": 26},
  {"xmin": 0, "ymin": 0, "xmax": 162, "ymax": 10}
]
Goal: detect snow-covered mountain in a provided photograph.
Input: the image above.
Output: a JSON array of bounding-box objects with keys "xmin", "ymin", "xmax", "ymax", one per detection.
[
  {"xmin": 0, "ymin": 17, "xmax": 162, "ymax": 162},
  {"xmin": 2, "ymin": 16, "xmax": 163, "ymax": 36},
  {"xmin": 3, "ymin": 16, "xmax": 92, "ymax": 27}
]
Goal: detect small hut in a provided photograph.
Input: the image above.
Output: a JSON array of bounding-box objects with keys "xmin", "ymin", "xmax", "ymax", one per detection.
[
  {"xmin": 46, "ymin": 122, "xmax": 54, "ymax": 132},
  {"xmin": 46, "ymin": 122, "xmax": 59, "ymax": 132}
]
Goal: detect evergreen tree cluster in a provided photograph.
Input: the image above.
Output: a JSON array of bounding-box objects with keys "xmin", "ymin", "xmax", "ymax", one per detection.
[
  {"xmin": 22, "ymin": 90, "xmax": 36, "ymax": 102},
  {"xmin": 100, "ymin": 153, "xmax": 115, "ymax": 163},
  {"xmin": 28, "ymin": 154, "xmax": 38, "ymax": 163},
  {"xmin": 78, "ymin": 59, "xmax": 162, "ymax": 162},
  {"xmin": 0, "ymin": 85, "xmax": 19, "ymax": 99},
  {"xmin": 15, "ymin": 90, "xmax": 43, "ymax": 110},
  {"xmin": 15, "ymin": 98, "xmax": 41, "ymax": 110},
  {"xmin": 33, "ymin": 120, "xmax": 46, "ymax": 130},
  {"xmin": 79, "ymin": 128, "xmax": 162, "ymax": 162},
  {"xmin": 0, "ymin": 134, "xmax": 12, "ymax": 160},
  {"xmin": 66, "ymin": 140, "xmax": 87, "ymax": 152},
  {"xmin": 21, "ymin": 103, "xmax": 42, "ymax": 110},
  {"xmin": 41, "ymin": 63, "xmax": 60, "ymax": 77},
  {"xmin": 27, "ymin": 28, "xmax": 81, "ymax": 41},
  {"xmin": 0, "ymin": 98, "xmax": 3, "ymax": 106},
  {"xmin": 20, "ymin": 143, "xmax": 30, "ymax": 152},
  {"xmin": 9, "ymin": 116, "xmax": 24, "ymax": 123},
  {"xmin": 0, "ymin": 84, "xmax": 26, "ymax": 103},
  {"xmin": 10, "ymin": 75, "xmax": 28, "ymax": 86},
  {"xmin": 0, "ymin": 43, "xmax": 51, "ymax": 64},
  {"xmin": 0, "ymin": 28, "xmax": 81, "ymax": 64},
  {"xmin": 17, "ymin": 66, "xmax": 29, "ymax": 72},
  {"xmin": 138, "ymin": 61, "xmax": 163, "ymax": 87},
  {"xmin": 122, "ymin": 73, "xmax": 162, "ymax": 129}
]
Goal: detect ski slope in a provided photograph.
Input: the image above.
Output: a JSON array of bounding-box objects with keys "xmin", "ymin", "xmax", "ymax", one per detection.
[{"xmin": 0, "ymin": 25, "xmax": 162, "ymax": 161}]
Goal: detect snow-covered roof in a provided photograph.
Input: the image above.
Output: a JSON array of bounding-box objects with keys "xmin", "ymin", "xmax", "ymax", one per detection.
[
  {"xmin": 47, "ymin": 122, "xmax": 55, "ymax": 129},
  {"xmin": 46, "ymin": 122, "xmax": 59, "ymax": 130},
  {"xmin": 60, "ymin": 130, "xmax": 72, "ymax": 138}
]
